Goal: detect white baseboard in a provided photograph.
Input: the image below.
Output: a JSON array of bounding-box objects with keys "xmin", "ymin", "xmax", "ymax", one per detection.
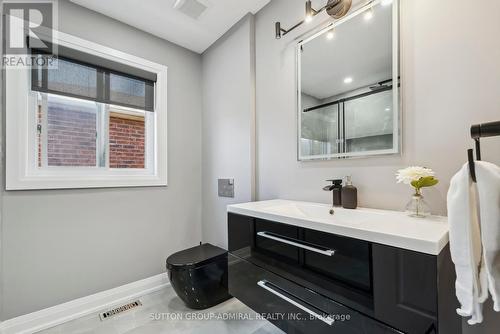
[{"xmin": 0, "ymin": 273, "xmax": 169, "ymax": 334}]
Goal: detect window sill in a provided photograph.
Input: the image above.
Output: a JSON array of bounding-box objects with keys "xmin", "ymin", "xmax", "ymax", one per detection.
[{"xmin": 6, "ymin": 173, "xmax": 167, "ymax": 190}]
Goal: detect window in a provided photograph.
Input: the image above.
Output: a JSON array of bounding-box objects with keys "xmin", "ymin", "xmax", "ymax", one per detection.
[
  {"xmin": 40, "ymin": 94, "xmax": 100, "ymax": 168},
  {"xmin": 36, "ymin": 94, "xmax": 148, "ymax": 169},
  {"xmin": 6, "ymin": 30, "xmax": 167, "ymax": 190},
  {"xmin": 108, "ymin": 107, "xmax": 146, "ymax": 169}
]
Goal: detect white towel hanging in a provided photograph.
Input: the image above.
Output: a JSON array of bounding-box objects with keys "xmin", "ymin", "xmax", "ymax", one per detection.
[
  {"xmin": 475, "ymin": 161, "xmax": 500, "ymax": 312},
  {"xmin": 447, "ymin": 163, "xmax": 488, "ymax": 324}
]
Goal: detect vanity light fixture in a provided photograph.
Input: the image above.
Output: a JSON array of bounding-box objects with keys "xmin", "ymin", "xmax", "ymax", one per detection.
[
  {"xmin": 305, "ymin": 0, "xmax": 317, "ymax": 22},
  {"xmin": 364, "ymin": 2, "xmax": 374, "ymax": 20},
  {"xmin": 326, "ymin": 0, "xmax": 352, "ymax": 19},
  {"xmin": 274, "ymin": 0, "xmax": 352, "ymax": 39},
  {"xmin": 275, "ymin": 22, "xmax": 285, "ymax": 39}
]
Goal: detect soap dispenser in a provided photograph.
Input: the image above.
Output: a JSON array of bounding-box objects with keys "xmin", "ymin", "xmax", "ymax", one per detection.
[
  {"xmin": 327, "ymin": 179, "xmax": 343, "ymax": 206},
  {"xmin": 342, "ymin": 176, "xmax": 358, "ymax": 209}
]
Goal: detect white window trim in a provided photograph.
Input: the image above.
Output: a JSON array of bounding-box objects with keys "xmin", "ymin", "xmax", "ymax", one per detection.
[{"xmin": 6, "ymin": 28, "xmax": 168, "ymax": 190}]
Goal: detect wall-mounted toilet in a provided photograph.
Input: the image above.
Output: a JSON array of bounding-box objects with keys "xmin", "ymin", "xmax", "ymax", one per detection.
[{"xmin": 166, "ymin": 243, "xmax": 231, "ymax": 309}]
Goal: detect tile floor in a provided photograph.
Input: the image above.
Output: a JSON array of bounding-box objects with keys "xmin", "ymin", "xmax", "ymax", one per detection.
[{"xmin": 38, "ymin": 287, "xmax": 284, "ymax": 334}]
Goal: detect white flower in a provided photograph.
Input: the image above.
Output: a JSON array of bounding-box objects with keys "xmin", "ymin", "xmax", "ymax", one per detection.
[{"xmin": 396, "ymin": 166, "xmax": 435, "ymax": 185}]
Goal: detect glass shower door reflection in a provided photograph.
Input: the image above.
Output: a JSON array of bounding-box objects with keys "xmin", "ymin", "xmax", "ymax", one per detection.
[
  {"xmin": 300, "ymin": 104, "xmax": 340, "ymax": 158},
  {"xmin": 343, "ymin": 90, "xmax": 394, "ymax": 154}
]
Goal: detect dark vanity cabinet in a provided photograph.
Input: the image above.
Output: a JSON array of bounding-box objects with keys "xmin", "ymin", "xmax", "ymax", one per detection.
[{"xmin": 228, "ymin": 213, "xmax": 461, "ymax": 334}]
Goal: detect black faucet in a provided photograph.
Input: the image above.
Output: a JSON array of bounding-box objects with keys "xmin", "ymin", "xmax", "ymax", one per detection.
[{"xmin": 323, "ymin": 179, "xmax": 343, "ymax": 207}]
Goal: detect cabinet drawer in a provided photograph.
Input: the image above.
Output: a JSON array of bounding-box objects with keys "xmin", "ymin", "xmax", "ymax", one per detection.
[
  {"xmin": 303, "ymin": 229, "xmax": 372, "ymax": 291},
  {"xmin": 229, "ymin": 213, "xmax": 373, "ymax": 312},
  {"xmin": 255, "ymin": 219, "xmax": 300, "ymax": 264},
  {"xmin": 228, "ymin": 254, "xmax": 402, "ymax": 334}
]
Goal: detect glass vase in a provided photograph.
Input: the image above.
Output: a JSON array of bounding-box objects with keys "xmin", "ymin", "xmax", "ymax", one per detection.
[{"xmin": 405, "ymin": 190, "xmax": 431, "ymax": 218}]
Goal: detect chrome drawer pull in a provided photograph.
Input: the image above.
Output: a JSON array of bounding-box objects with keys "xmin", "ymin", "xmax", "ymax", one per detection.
[
  {"xmin": 257, "ymin": 231, "xmax": 335, "ymax": 256},
  {"xmin": 257, "ymin": 280, "xmax": 334, "ymax": 326}
]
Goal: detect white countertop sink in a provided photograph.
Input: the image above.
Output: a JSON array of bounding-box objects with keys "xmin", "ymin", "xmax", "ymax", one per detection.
[{"xmin": 227, "ymin": 199, "xmax": 449, "ymax": 255}]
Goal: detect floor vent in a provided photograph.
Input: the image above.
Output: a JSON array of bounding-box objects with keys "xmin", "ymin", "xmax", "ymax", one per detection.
[{"xmin": 99, "ymin": 300, "xmax": 142, "ymax": 321}]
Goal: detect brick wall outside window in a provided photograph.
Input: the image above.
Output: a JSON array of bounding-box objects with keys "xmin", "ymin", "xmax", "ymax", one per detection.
[
  {"xmin": 109, "ymin": 114, "xmax": 145, "ymax": 169},
  {"xmin": 47, "ymin": 102, "xmax": 97, "ymax": 167},
  {"xmin": 38, "ymin": 99, "xmax": 146, "ymax": 169}
]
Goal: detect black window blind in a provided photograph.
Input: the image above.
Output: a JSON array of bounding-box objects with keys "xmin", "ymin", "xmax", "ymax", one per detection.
[{"xmin": 31, "ymin": 44, "xmax": 155, "ymax": 112}]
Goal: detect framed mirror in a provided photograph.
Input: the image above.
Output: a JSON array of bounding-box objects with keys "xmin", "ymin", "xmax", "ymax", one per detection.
[{"xmin": 298, "ymin": 0, "xmax": 400, "ymax": 160}]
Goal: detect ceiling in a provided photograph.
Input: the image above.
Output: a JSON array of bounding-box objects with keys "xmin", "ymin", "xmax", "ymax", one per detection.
[
  {"xmin": 69, "ymin": 0, "xmax": 271, "ymax": 54},
  {"xmin": 301, "ymin": 2, "xmax": 393, "ymax": 100}
]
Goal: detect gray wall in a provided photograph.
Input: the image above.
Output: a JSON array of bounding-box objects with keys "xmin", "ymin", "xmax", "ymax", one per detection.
[
  {"xmin": 201, "ymin": 15, "xmax": 256, "ymax": 248},
  {"xmin": 255, "ymin": 0, "xmax": 500, "ymax": 332},
  {"xmin": 0, "ymin": 0, "xmax": 203, "ymax": 320}
]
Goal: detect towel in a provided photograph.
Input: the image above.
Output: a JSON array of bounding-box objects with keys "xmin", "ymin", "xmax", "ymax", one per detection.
[
  {"xmin": 447, "ymin": 163, "xmax": 488, "ymax": 324},
  {"xmin": 475, "ymin": 161, "xmax": 500, "ymax": 312}
]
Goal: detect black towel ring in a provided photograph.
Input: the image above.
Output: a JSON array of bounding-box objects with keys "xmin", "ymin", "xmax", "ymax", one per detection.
[
  {"xmin": 468, "ymin": 148, "xmax": 477, "ymax": 183},
  {"xmin": 468, "ymin": 121, "xmax": 500, "ymax": 183}
]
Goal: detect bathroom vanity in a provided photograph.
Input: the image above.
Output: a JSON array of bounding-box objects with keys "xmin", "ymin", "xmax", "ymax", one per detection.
[{"xmin": 227, "ymin": 200, "xmax": 461, "ymax": 334}]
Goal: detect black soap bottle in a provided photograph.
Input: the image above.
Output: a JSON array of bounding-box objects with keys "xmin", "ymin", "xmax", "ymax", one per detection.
[{"xmin": 342, "ymin": 176, "xmax": 358, "ymax": 209}]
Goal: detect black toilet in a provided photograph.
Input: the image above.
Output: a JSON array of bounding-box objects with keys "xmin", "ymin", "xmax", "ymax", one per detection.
[{"xmin": 166, "ymin": 243, "xmax": 231, "ymax": 309}]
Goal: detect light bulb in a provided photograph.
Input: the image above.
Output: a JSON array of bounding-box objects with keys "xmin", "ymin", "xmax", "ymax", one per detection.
[
  {"xmin": 344, "ymin": 77, "xmax": 353, "ymax": 84},
  {"xmin": 381, "ymin": 0, "xmax": 393, "ymax": 5},
  {"xmin": 326, "ymin": 29, "xmax": 334, "ymax": 40},
  {"xmin": 305, "ymin": 0, "xmax": 315, "ymax": 23},
  {"xmin": 364, "ymin": 8, "xmax": 373, "ymax": 20}
]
